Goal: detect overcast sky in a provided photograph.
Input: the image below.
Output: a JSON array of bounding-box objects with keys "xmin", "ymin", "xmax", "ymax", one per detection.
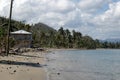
[{"xmin": 0, "ymin": 0, "xmax": 120, "ymax": 40}]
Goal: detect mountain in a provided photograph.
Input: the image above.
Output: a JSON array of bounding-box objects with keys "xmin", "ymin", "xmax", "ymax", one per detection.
[
  {"xmin": 100, "ymin": 38, "xmax": 120, "ymax": 43},
  {"xmin": 0, "ymin": 16, "xmax": 56, "ymax": 35},
  {"xmin": 105, "ymin": 38, "xmax": 120, "ymax": 43},
  {"xmin": 31, "ymin": 23, "xmax": 56, "ymax": 34}
]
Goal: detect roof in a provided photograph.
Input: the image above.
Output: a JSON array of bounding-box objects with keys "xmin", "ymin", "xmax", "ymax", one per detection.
[{"xmin": 11, "ymin": 30, "xmax": 32, "ymax": 34}]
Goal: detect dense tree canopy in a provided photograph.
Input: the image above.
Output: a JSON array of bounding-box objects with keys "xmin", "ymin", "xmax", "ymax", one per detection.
[{"xmin": 0, "ymin": 16, "xmax": 120, "ymax": 50}]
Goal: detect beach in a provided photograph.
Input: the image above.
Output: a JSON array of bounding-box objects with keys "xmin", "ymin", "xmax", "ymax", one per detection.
[
  {"xmin": 0, "ymin": 51, "xmax": 46, "ymax": 80},
  {"xmin": 1, "ymin": 49, "xmax": 120, "ymax": 80}
]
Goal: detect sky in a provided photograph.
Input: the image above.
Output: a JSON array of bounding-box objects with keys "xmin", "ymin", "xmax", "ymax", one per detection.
[{"xmin": 0, "ymin": 0, "xmax": 120, "ymax": 40}]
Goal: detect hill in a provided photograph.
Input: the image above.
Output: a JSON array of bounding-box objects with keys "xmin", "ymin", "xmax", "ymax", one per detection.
[
  {"xmin": 105, "ymin": 38, "xmax": 120, "ymax": 43},
  {"xmin": 0, "ymin": 16, "xmax": 56, "ymax": 34},
  {"xmin": 100, "ymin": 38, "xmax": 120, "ymax": 43},
  {"xmin": 31, "ymin": 23, "xmax": 56, "ymax": 34}
]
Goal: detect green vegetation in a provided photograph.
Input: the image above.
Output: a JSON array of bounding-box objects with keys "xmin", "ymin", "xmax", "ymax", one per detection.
[{"xmin": 0, "ymin": 16, "xmax": 120, "ymax": 50}]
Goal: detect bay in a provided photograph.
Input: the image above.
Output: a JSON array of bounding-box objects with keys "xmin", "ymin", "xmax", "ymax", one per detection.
[{"xmin": 46, "ymin": 49, "xmax": 120, "ymax": 80}]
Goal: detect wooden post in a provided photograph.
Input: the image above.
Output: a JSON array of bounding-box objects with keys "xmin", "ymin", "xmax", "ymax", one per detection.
[{"xmin": 6, "ymin": 0, "xmax": 14, "ymax": 56}]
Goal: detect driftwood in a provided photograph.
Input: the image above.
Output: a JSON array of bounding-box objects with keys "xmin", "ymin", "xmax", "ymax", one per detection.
[
  {"xmin": 9, "ymin": 48, "xmax": 45, "ymax": 55},
  {"xmin": 0, "ymin": 47, "xmax": 45, "ymax": 56}
]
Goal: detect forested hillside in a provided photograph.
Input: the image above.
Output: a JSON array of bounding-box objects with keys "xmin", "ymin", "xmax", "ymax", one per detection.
[
  {"xmin": 32, "ymin": 23, "xmax": 56, "ymax": 33},
  {"xmin": 0, "ymin": 16, "xmax": 120, "ymax": 49}
]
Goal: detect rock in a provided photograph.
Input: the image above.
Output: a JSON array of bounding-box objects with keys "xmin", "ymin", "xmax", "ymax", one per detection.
[
  {"xmin": 13, "ymin": 70, "xmax": 16, "ymax": 73},
  {"xmin": 37, "ymin": 63, "xmax": 39, "ymax": 65},
  {"xmin": 9, "ymin": 67, "xmax": 12, "ymax": 69},
  {"xmin": 27, "ymin": 69, "xmax": 29, "ymax": 71},
  {"xmin": 57, "ymin": 73, "xmax": 60, "ymax": 75}
]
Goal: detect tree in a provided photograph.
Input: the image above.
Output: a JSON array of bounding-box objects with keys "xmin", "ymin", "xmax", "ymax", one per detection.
[
  {"xmin": 0, "ymin": 26, "xmax": 7, "ymax": 53},
  {"xmin": 65, "ymin": 29, "xmax": 73, "ymax": 48},
  {"xmin": 57, "ymin": 27, "xmax": 66, "ymax": 47},
  {"xmin": 81, "ymin": 36, "xmax": 96, "ymax": 49},
  {"xmin": 72, "ymin": 30, "xmax": 82, "ymax": 48}
]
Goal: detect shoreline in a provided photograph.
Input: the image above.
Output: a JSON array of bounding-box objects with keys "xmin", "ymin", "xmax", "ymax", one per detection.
[
  {"xmin": 0, "ymin": 48, "xmax": 119, "ymax": 80},
  {"xmin": 47, "ymin": 48, "xmax": 120, "ymax": 51},
  {"xmin": 0, "ymin": 51, "xmax": 47, "ymax": 80}
]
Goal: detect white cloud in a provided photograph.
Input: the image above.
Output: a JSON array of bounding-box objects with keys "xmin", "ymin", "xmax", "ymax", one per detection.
[
  {"xmin": 94, "ymin": 1, "xmax": 120, "ymax": 26},
  {"xmin": 0, "ymin": 0, "xmax": 10, "ymax": 16},
  {"xmin": 11, "ymin": 0, "xmax": 76, "ymax": 24},
  {"xmin": 47, "ymin": 0, "xmax": 75, "ymax": 13},
  {"xmin": 0, "ymin": 0, "xmax": 120, "ymax": 39},
  {"xmin": 90, "ymin": 1, "xmax": 120, "ymax": 39},
  {"xmin": 78, "ymin": 0, "xmax": 111, "ymax": 13}
]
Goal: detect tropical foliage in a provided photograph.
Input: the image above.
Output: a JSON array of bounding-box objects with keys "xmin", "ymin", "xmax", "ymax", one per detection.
[{"xmin": 0, "ymin": 16, "xmax": 120, "ymax": 50}]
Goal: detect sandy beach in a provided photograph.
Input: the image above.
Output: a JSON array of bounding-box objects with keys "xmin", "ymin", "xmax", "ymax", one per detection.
[{"xmin": 0, "ymin": 51, "xmax": 46, "ymax": 80}]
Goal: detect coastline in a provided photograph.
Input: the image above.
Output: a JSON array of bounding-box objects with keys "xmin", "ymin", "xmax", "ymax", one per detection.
[
  {"xmin": 0, "ymin": 48, "xmax": 119, "ymax": 80},
  {"xmin": 47, "ymin": 48, "xmax": 87, "ymax": 51},
  {"xmin": 0, "ymin": 51, "xmax": 47, "ymax": 80},
  {"xmin": 47, "ymin": 48, "xmax": 120, "ymax": 51}
]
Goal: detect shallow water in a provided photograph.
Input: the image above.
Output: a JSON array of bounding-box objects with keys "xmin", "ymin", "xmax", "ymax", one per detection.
[{"xmin": 46, "ymin": 49, "xmax": 120, "ymax": 80}]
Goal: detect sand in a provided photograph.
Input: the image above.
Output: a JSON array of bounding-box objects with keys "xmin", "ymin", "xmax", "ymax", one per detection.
[{"xmin": 0, "ymin": 51, "xmax": 46, "ymax": 80}]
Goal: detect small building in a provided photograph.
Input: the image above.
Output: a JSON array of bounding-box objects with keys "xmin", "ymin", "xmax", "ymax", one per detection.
[{"xmin": 10, "ymin": 30, "xmax": 32, "ymax": 48}]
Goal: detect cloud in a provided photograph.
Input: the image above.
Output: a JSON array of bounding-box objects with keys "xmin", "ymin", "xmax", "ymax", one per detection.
[
  {"xmin": 93, "ymin": 1, "xmax": 120, "ymax": 28},
  {"xmin": 47, "ymin": 0, "xmax": 75, "ymax": 13},
  {"xmin": 0, "ymin": 0, "xmax": 120, "ymax": 39},
  {"xmin": 77, "ymin": 0, "xmax": 111, "ymax": 13},
  {"xmin": 0, "ymin": 0, "xmax": 10, "ymax": 16},
  {"xmin": 91, "ymin": 1, "xmax": 120, "ymax": 39}
]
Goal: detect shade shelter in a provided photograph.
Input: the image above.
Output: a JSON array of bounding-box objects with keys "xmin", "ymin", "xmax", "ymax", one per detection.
[{"xmin": 10, "ymin": 30, "xmax": 32, "ymax": 48}]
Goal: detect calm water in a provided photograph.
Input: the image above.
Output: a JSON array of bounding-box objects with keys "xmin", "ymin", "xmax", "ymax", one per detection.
[{"xmin": 46, "ymin": 49, "xmax": 120, "ymax": 80}]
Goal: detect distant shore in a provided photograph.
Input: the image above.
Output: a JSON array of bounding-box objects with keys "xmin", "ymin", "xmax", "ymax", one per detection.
[
  {"xmin": 47, "ymin": 48, "xmax": 87, "ymax": 51},
  {"xmin": 47, "ymin": 48, "xmax": 120, "ymax": 51}
]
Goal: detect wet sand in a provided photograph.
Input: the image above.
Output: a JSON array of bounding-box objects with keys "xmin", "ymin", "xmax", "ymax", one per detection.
[{"xmin": 0, "ymin": 51, "xmax": 46, "ymax": 80}]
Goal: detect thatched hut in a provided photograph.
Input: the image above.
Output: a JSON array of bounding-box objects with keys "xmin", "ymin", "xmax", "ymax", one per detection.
[{"xmin": 10, "ymin": 30, "xmax": 32, "ymax": 48}]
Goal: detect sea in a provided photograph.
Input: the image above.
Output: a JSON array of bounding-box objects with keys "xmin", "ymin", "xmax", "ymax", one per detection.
[{"xmin": 45, "ymin": 49, "xmax": 120, "ymax": 80}]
